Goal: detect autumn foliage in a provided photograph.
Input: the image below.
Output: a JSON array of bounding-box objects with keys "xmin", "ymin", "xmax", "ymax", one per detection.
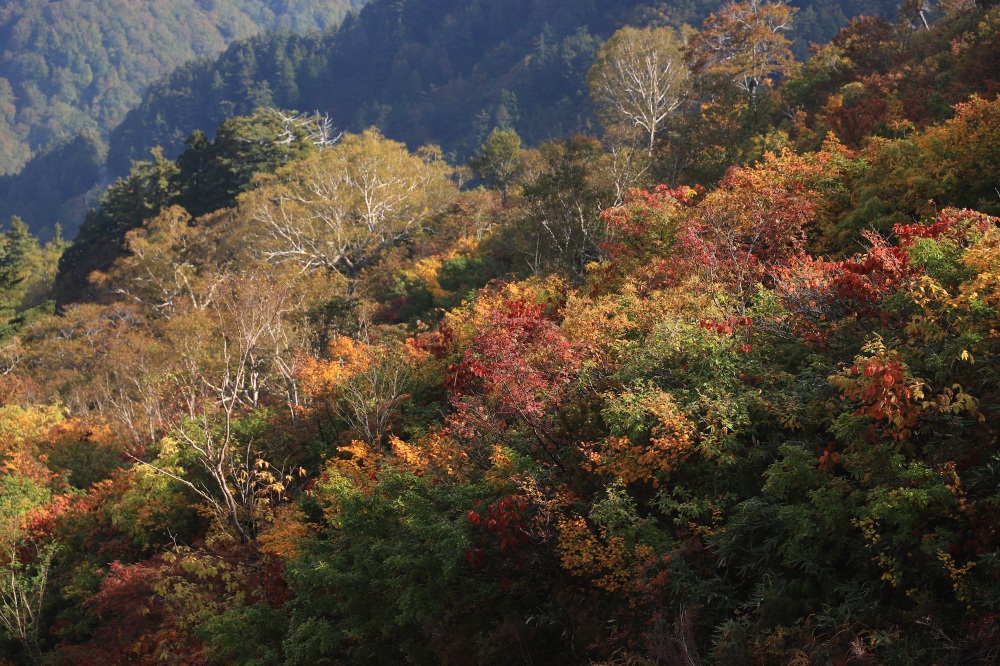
[{"xmin": 4, "ymin": 5, "xmax": 1000, "ymax": 664}]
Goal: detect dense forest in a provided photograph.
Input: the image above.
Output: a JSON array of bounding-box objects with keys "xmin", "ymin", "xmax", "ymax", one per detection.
[
  {"xmin": 3, "ymin": 0, "xmax": 1000, "ymax": 663},
  {"xmin": 0, "ymin": 0, "xmax": 366, "ymax": 241},
  {"xmin": 106, "ymin": 0, "xmax": 902, "ymax": 171},
  {"xmin": 0, "ymin": 0, "xmax": 365, "ymax": 173},
  {"xmin": 0, "ymin": 0, "xmax": 897, "ymax": 242}
]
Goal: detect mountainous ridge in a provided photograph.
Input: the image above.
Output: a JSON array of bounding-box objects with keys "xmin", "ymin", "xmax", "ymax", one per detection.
[
  {"xmin": 0, "ymin": 0, "xmax": 366, "ymax": 173},
  {"xmin": 108, "ymin": 0, "xmax": 902, "ymax": 171},
  {"xmin": 1, "ymin": 1, "xmax": 1000, "ymax": 663},
  {"xmin": 0, "ymin": 0, "xmax": 366, "ymax": 241},
  {"xmin": 0, "ymin": 0, "xmax": 898, "ymax": 242}
]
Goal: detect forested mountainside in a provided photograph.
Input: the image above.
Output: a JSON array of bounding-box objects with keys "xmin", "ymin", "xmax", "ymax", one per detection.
[
  {"xmin": 0, "ymin": 0, "xmax": 365, "ymax": 175},
  {"xmin": 0, "ymin": 0, "xmax": 366, "ymax": 242},
  {"xmin": 4, "ymin": 1, "xmax": 1000, "ymax": 663},
  {"xmin": 108, "ymin": 0, "xmax": 900, "ymax": 173},
  {"xmin": 0, "ymin": 0, "xmax": 898, "ymax": 243}
]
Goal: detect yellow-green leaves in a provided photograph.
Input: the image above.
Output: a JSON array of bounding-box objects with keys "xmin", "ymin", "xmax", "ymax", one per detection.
[{"xmin": 243, "ymin": 128, "xmax": 457, "ymax": 278}]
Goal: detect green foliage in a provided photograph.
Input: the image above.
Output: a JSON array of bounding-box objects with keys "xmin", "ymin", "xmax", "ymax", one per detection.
[
  {"xmin": 512, "ymin": 134, "xmax": 614, "ymax": 277},
  {"xmin": 0, "ymin": 217, "xmax": 60, "ymax": 340},
  {"xmin": 107, "ymin": 0, "xmax": 887, "ymax": 176},
  {"xmin": 199, "ymin": 603, "xmax": 288, "ymax": 666},
  {"xmin": 6, "ymin": 4, "xmax": 1000, "ymax": 665},
  {"xmin": 0, "ymin": 218, "xmax": 36, "ymax": 329},
  {"xmin": 828, "ymin": 95, "xmax": 1000, "ymax": 249},
  {"xmin": 469, "ymin": 128, "xmax": 525, "ymax": 206},
  {"xmin": 54, "ymin": 148, "xmax": 179, "ymax": 304},
  {"xmin": 109, "ymin": 467, "xmax": 201, "ymax": 551},
  {"xmin": 284, "ymin": 470, "xmax": 476, "ymax": 663},
  {"xmin": 0, "ymin": 474, "xmax": 51, "ymax": 533},
  {"xmin": 175, "ymin": 110, "xmax": 318, "ymax": 218}
]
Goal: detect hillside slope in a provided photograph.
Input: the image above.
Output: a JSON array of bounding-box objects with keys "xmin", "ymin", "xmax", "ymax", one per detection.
[
  {"xmin": 1, "ymin": 0, "xmax": 899, "ymax": 241},
  {"xmin": 0, "ymin": 0, "xmax": 366, "ymax": 176},
  {"xmin": 108, "ymin": 0, "xmax": 899, "ymax": 173},
  {"xmin": 4, "ymin": 3, "xmax": 1000, "ymax": 661}
]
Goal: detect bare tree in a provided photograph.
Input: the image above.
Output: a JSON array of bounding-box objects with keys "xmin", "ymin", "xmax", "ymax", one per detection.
[
  {"xmin": 130, "ymin": 271, "xmax": 300, "ymax": 543},
  {"xmin": 588, "ymin": 26, "xmax": 689, "ymax": 154},
  {"xmin": 0, "ymin": 542, "xmax": 55, "ymax": 666},
  {"xmin": 337, "ymin": 346, "xmax": 410, "ymax": 450},
  {"xmin": 267, "ymin": 108, "xmax": 344, "ymax": 148},
  {"xmin": 245, "ymin": 128, "xmax": 456, "ymax": 280}
]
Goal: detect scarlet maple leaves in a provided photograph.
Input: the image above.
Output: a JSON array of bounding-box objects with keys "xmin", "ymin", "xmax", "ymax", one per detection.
[{"xmin": 448, "ymin": 292, "xmax": 586, "ymax": 470}]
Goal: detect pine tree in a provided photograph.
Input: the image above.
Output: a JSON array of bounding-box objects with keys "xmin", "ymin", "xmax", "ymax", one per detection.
[{"xmin": 0, "ymin": 216, "xmax": 39, "ymax": 338}]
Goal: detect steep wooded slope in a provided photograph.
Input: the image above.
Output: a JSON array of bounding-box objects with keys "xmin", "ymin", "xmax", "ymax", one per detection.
[
  {"xmin": 108, "ymin": 0, "xmax": 900, "ymax": 173},
  {"xmin": 0, "ymin": 0, "xmax": 365, "ymax": 175}
]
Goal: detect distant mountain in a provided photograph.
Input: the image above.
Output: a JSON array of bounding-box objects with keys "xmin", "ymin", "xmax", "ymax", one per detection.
[
  {"xmin": 108, "ymin": 0, "xmax": 899, "ymax": 174},
  {"xmin": 0, "ymin": 0, "xmax": 366, "ymax": 240},
  {"xmin": 0, "ymin": 0, "xmax": 366, "ymax": 176},
  {"xmin": 3, "ymin": 0, "xmax": 899, "ymax": 240}
]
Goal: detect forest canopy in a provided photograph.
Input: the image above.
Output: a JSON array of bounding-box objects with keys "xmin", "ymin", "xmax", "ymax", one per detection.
[
  {"xmin": 3, "ymin": 0, "xmax": 1000, "ymax": 664},
  {"xmin": 1, "ymin": 0, "xmax": 902, "ymax": 243},
  {"xmin": 0, "ymin": 0, "xmax": 366, "ymax": 241}
]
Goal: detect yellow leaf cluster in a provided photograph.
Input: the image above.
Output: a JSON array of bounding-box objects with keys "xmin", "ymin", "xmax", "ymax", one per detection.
[
  {"xmin": 937, "ymin": 550, "xmax": 976, "ymax": 602},
  {"xmin": 586, "ymin": 391, "xmax": 695, "ymax": 486},
  {"xmin": 258, "ymin": 504, "xmax": 313, "ymax": 559},
  {"xmin": 153, "ymin": 548, "xmax": 246, "ymax": 631},
  {"xmin": 0, "ymin": 404, "xmax": 64, "ymax": 461},
  {"xmin": 556, "ymin": 515, "xmax": 632, "ymax": 593},
  {"xmin": 390, "ymin": 434, "xmax": 472, "ymax": 483},
  {"xmin": 328, "ymin": 440, "xmax": 377, "ymax": 487},
  {"xmin": 402, "ymin": 238, "xmax": 481, "ymax": 302},
  {"xmin": 296, "ymin": 336, "xmax": 372, "ymax": 400},
  {"xmin": 855, "ymin": 516, "xmax": 902, "ymax": 589},
  {"xmin": 561, "ymin": 291, "xmax": 641, "ymax": 374},
  {"xmin": 410, "ymin": 256, "xmax": 448, "ymax": 300},
  {"xmin": 907, "ymin": 224, "xmax": 1000, "ymax": 349}
]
